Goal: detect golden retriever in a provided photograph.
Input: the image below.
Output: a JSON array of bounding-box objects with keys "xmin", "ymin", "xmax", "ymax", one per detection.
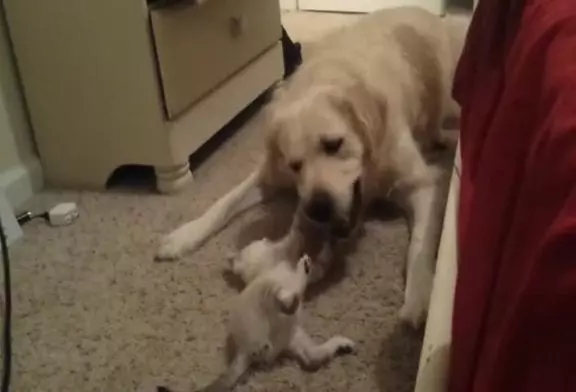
[{"xmin": 156, "ymin": 7, "xmax": 466, "ymax": 327}]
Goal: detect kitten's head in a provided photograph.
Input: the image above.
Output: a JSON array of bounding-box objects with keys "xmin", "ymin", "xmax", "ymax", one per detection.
[
  {"xmin": 229, "ymin": 237, "xmax": 277, "ymax": 284},
  {"xmin": 275, "ymin": 255, "xmax": 311, "ymax": 315}
]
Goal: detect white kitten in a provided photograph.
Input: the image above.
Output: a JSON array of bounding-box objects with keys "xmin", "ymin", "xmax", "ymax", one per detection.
[
  {"xmin": 192, "ymin": 255, "xmax": 355, "ymax": 392},
  {"xmin": 228, "ymin": 237, "xmax": 280, "ymax": 284},
  {"xmin": 229, "ymin": 236, "xmax": 335, "ymax": 285}
]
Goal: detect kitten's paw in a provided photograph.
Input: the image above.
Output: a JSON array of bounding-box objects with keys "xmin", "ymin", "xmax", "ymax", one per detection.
[
  {"xmin": 299, "ymin": 254, "xmax": 312, "ymax": 263},
  {"xmin": 331, "ymin": 336, "xmax": 356, "ymax": 356},
  {"xmin": 336, "ymin": 344, "xmax": 354, "ymax": 355}
]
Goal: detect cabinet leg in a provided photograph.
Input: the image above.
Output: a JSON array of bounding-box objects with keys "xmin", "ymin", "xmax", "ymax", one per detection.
[{"xmin": 155, "ymin": 162, "xmax": 193, "ymax": 194}]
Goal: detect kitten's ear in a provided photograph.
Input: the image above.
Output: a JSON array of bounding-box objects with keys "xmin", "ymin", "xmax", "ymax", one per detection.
[{"xmin": 276, "ymin": 290, "xmax": 300, "ymax": 315}]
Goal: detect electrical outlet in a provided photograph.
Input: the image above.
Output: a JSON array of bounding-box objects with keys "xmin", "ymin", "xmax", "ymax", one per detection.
[{"xmin": 0, "ymin": 188, "xmax": 23, "ymax": 247}]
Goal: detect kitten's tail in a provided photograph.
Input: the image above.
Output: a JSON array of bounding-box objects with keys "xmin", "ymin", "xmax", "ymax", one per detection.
[
  {"xmin": 197, "ymin": 354, "xmax": 250, "ymax": 392},
  {"xmin": 156, "ymin": 354, "xmax": 249, "ymax": 392}
]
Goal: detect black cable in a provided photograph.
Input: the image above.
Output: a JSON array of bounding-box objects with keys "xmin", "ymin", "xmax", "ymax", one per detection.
[
  {"xmin": 16, "ymin": 211, "xmax": 48, "ymax": 226},
  {"xmin": 0, "ymin": 217, "xmax": 12, "ymax": 392}
]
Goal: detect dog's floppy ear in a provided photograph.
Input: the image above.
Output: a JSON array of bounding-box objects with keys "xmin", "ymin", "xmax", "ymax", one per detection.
[
  {"xmin": 260, "ymin": 85, "xmax": 296, "ymax": 189},
  {"xmin": 332, "ymin": 83, "xmax": 387, "ymax": 162},
  {"xmin": 275, "ymin": 289, "xmax": 300, "ymax": 315},
  {"xmin": 259, "ymin": 88, "xmax": 283, "ymax": 180}
]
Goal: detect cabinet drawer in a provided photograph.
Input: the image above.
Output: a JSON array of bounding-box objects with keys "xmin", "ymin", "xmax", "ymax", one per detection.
[{"xmin": 150, "ymin": 0, "xmax": 281, "ymax": 119}]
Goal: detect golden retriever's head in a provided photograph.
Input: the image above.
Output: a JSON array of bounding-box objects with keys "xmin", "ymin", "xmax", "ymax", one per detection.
[{"xmin": 265, "ymin": 83, "xmax": 384, "ymax": 238}]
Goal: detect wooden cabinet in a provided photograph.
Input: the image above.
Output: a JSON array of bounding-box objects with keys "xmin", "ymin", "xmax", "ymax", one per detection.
[{"xmin": 3, "ymin": 0, "xmax": 283, "ymax": 193}]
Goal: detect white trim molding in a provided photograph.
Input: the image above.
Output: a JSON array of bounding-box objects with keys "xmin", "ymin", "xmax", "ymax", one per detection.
[
  {"xmin": 414, "ymin": 142, "xmax": 461, "ymax": 392},
  {"xmin": 0, "ymin": 157, "xmax": 43, "ymax": 209}
]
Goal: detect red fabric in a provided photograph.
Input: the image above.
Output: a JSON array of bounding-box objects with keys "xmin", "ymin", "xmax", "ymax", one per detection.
[{"xmin": 450, "ymin": 0, "xmax": 576, "ymax": 391}]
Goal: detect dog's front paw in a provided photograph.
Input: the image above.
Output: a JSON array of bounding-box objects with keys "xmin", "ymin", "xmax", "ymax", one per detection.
[
  {"xmin": 399, "ymin": 301, "xmax": 427, "ymax": 329},
  {"xmin": 155, "ymin": 216, "xmax": 214, "ymax": 261},
  {"xmin": 330, "ymin": 336, "xmax": 356, "ymax": 356},
  {"xmin": 155, "ymin": 222, "xmax": 206, "ymax": 261},
  {"xmin": 399, "ymin": 285, "xmax": 432, "ymax": 329},
  {"xmin": 400, "ymin": 263, "xmax": 434, "ymax": 328},
  {"xmin": 155, "ymin": 232, "xmax": 186, "ymax": 261}
]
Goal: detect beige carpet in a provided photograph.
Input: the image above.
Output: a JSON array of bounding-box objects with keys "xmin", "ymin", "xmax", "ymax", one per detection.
[{"xmin": 7, "ymin": 12, "xmax": 457, "ymax": 392}]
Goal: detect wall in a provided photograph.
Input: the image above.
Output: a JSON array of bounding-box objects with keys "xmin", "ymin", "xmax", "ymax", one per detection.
[{"xmin": 0, "ymin": 5, "xmax": 42, "ymax": 208}]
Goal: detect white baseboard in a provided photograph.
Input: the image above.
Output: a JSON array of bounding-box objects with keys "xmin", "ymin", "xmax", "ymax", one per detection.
[
  {"xmin": 0, "ymin": 158, "xmax": 43, "ymax": 209},
  {"xmin": 414, "ymin": 159, "xmax": 460, "ymax": 392},
  {"xmin": 0, "ymin": 189, "xmax": 23, "ymax": 246}
]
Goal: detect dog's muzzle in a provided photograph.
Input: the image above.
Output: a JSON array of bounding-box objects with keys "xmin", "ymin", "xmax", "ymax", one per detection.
[
  {"xmin": 303, "ymin": 179, "xmax": 362, "ymax": 238},
  {"xmin": 332, "ymin": 178, "xmax": 362, "ymax": 238},
  {"xmin": 304, "ymin": 190, "xmax": 334, "ymax": 224}
]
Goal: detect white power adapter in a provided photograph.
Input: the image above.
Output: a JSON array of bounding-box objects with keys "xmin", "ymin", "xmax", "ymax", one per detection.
[{"xmin": 48, "ymin": 202, "xmax": 79, "ymax": 227}]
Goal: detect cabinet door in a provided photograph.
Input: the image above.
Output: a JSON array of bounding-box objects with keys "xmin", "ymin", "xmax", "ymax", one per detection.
[{"xmin": 151, "ymin": 0, "xmax": 281, "ymax": 119}]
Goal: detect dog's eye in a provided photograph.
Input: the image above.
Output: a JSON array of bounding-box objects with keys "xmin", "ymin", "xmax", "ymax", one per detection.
[
  {"xmin": 322, "ymin": 137, "xmax": 344, "ymax": 155},
  {"xmin": 289, "ymin": 161, "xmax": 302, "ymax": 173}
]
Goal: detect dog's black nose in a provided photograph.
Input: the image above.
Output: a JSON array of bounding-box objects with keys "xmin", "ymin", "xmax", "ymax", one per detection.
[{"xmin": 305, "ymin": 191, "xmax": 333, "ymax": 223}]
